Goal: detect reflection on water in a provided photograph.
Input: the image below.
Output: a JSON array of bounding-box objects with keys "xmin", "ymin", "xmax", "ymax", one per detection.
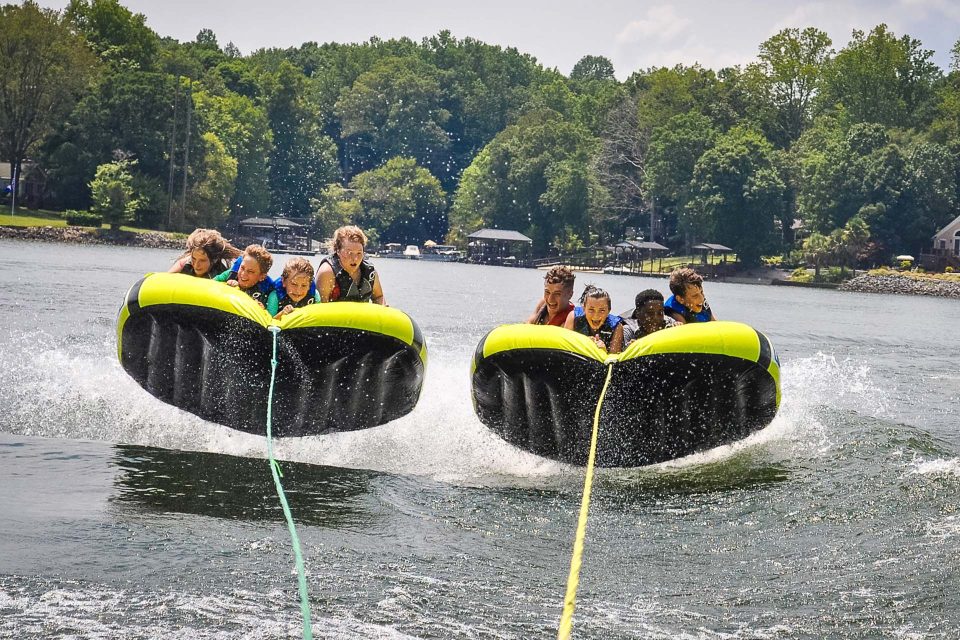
[{"xmin": 110, "ymin": 444, "xmax": 379, "ymax": 528}]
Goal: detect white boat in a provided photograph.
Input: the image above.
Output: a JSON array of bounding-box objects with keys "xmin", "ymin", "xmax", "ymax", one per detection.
[{"xmin": 403, "ymin": 245, "xmax": 421, "ymax": 259}]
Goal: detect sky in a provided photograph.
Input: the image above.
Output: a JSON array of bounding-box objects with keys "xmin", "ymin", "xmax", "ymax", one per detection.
[{"xmin": 49, "ymin": 0, "xmax": 960, "ymax": 78}]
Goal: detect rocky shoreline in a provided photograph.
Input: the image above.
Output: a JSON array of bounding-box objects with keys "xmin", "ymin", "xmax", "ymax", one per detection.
[
  {"xmin": 0, "ymin": 224, "xmax": 183, "ymax": 249},
  {"xmin": 839, "ymin": 273, "xmax": 960, "ymax": 298}
]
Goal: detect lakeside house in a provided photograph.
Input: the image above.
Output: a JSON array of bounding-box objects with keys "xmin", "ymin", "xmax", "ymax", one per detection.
[{"xmin": 922, "ymin": 214, "xmax": 960, "ymax": 271}]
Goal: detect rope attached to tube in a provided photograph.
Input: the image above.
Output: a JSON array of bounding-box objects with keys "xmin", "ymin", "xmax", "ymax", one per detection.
[
  {"xmin": 266, "ymin": 325, "xmax": 313, "ymax": 640},
  {"xmin": 557, "ymin": 361, "xmax": 615, "ymax": 640}
]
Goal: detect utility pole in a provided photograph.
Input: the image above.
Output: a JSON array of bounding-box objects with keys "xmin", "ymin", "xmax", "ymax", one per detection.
[
  {"xmin": 9, "ymin": 162, "xmax": 16, "ymax": 216},
  {"xmin": 179, "ymin": 81, "xmax": 192, "ymax": 230},
  {"xmin": 649, "ymin": 196, "xmax": 657, "ymax": 243},
  {"xmin": 166, "ymin": 76, "xmax": 180, "ymax": 230}
]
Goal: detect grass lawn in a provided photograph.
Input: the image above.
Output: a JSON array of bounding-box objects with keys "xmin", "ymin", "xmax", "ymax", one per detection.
[
  {"xmin": 0, "ymin": 207, "xmax": 183, "ymax": 236},
  {"xmin": 0, "ymin": 208, "xmax": 65, "ymax": 227}
]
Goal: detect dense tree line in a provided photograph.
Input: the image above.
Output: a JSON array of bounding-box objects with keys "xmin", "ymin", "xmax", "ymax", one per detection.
[{"xmin": 2, "ymin": 0, "xmax": 959, "ymax": 264}]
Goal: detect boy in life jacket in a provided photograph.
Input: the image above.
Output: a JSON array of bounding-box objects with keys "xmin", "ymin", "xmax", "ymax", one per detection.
[
  {"xmin": 525, "ymin": 265, "xmax": 575, "ymax": 326},
  {"xmin": 664, "ymin": 267, "xmax": 717, "ymax": 324},
  {"xmin": 316, "ymin": 225, "xmax": 386, "ymax": 304},
  {"xmin": 274, "ymin": 257, "xmax": 319, "ymax": 318},
  {"xmin": 563, "ymin": 285, "xmax": 624, "ymax": 354},
  {"xmin": 620, "ymin": 289, "xmax": 679, "ymax": 346},
  {"xmin": 168, "ymin": 228, "xmax": 242, "ymax": 278},
  {"xmin": 214, "ymin": 244, "xmax": 279, "ymax": 315}
]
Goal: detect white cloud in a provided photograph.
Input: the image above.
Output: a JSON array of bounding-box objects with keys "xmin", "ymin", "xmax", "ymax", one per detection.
[
  {"xmin": 616, "ymin": 5, "xmax": 693, "ymax": 45},
  {"xmin": 768, "ymin": 2, "xmax": 896, "ymax": 46},
  {"xmin": 898, "ymin": 0, "xmax": 960, "ymax": 23}
]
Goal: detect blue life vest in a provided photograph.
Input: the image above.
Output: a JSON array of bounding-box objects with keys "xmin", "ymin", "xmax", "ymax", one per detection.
[
  {"xmin": 276, "ymin": 279, "xmax": 317, "ymax": 309},
  {"xmin": 664, "ymin": 294, "xmax": 713, "ymax": 323},
  {"xmin": 227, "ymin": 256, "xmax": 276, "ymax": 304},
  {"xmin": 572, "ymin": 306, "xmax": 622, "ymax": 350}
]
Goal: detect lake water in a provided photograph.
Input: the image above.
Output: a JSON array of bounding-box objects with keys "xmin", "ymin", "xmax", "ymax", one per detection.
[{"xmin": 1, "ymin": 239, "xmax": 958, "ymax": 639}]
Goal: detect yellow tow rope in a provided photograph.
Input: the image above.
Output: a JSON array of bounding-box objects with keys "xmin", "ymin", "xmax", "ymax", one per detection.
[{"xmin": 557, "ymin": 361, "xmax": 615, "ymax": 640}]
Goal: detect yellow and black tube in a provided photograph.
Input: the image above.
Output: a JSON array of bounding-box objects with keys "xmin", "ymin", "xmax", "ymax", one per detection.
[
  {"xmin": 117, "ymin": 272, "xmax": 426, "ymax": 437},
  {"xmin": 472, "ymin": 321, "xmax": 780, "ymax": 467}
]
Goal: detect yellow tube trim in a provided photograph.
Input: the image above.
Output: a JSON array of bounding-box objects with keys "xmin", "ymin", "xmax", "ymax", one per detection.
[
  {"xmin": 620, "ymin": 321, "xmax": 760, "ymax": 362},
  {"xmin": 481, "ymin": 324, "xmax": 607, "ymax": 362},
  {"xmin": 118, "ymin": 273, "xmax": 425, "ymax": 364}
]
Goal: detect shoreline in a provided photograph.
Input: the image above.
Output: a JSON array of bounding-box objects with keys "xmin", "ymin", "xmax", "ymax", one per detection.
[
  {"xmin": 5, "ymin": 225, "xmax": 960, "ymax": 299},
  {"xmin": 0, "ymin": 224, "xmax": 183, "ymax": 250}
]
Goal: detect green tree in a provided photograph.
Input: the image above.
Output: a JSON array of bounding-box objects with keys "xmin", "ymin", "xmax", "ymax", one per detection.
[
  {"xmin": 349, "ymin": 156, "xmax": 447, "ymax": 244},
  {"xmin": 448, "ymin": 109, "xmax": 607, "ymax": 253},
  {"xmin": 751, "ymin": 27, "xmax": 833, "ymax": 146},
  {"xmin": 185, "ymin": 132, "xmax": 237, "ymax": 228},
  {"xmin": 194, "ymin": 90, "xmax": 273, "ymax": 217},
  {"xmin": 689, "ymin": 127, "xmax": 786, "ymax": 265},
  {"xmin": 645, "ymin": 111, "xmax": 720, "ymax": 242},
  {"xmin": 570, "ymin": 55, "xmax": 616, "ymax": 83},
  {"xmin": 90, "ymin": 158, "xmax": 140, "ymax": 229},
  {"xmin": 0, "ymin": 1, "xmax": 95, "ymax": 208},
  {"xmin": 802, "ymin": 231, "xmax": 831, "ymax": 279},
  {"xmin": 41, "ymin": 70, "xmax": 182, "ymax": 210},
  {"xmin": 264, "ymin": 61, "xmax": 341, "ymax": 216},
  {"xmin": 335, "ymin": 56, "xmax": 450, "ymax": 178},
  {"xmin": 65, "ymin": 0, "xmax": 159, "ymax": 70},
  {"xmin": 312, "ymin": 183, "xmax": 363, "ymax": 239},
  {"xmin": 820, "ymin": 24, "xmax": 940, "ymax": 128}
]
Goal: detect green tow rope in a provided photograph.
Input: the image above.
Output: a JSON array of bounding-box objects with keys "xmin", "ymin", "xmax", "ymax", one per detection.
[{"xmin": 266, "ymin": 325, "xmax": 313, "ymax": 639}]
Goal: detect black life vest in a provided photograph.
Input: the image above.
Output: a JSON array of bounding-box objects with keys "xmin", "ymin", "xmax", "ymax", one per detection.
[
  {"xmin": 320, "ymin": 255, "xmax": 377, "ymax": 302},
  {"xmin": 572, "ymin": 306, "xmax": 622, "ymax": 350},
  {"xmin": 182, "ymin": 257, "xmax": 231, "ymax": 279}
]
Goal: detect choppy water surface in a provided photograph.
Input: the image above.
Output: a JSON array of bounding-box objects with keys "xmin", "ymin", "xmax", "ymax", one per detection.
[{"xmin": 1, "ymin": 239, "xmax": 958, "ymax": 639}]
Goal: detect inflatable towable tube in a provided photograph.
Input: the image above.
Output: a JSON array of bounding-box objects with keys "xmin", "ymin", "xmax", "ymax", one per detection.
[
  {"xmin": 472, "ymin": 321, "xmax": 780, "ymax": 467},
  {"xmin": 117, "ymin": 272, "xmax": 426, "ymax": 437}
]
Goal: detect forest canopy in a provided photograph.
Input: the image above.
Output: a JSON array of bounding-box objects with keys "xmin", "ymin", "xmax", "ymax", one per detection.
[{"xmin": 3, "ymin": 1, "xmax": 960, "ymax": 263}]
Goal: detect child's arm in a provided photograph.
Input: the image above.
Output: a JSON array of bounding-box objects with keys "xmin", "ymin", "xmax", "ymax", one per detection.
[
  {"xmin": 316, "ymin": 264, "xmax": 335, "ymax": 302},
  {"xmin": 525, "ymin": 299, "xmax": 546, "ymax": 324},
  {"xmin": 168, "ymin": 256, "xmax": 188, "ymax": 273},
  {"xmin": 609, "ymin": 324, "xmax": 624, "ymax": 354},
  {"xmin": 371, "ymin": 273, "xmax": 386, "ymax": 306}
]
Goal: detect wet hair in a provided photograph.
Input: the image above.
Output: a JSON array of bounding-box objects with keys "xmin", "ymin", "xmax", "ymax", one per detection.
[
  {"xmin": 544, "ymin": 265, "xmax": 575, "ymax": 288},
  {"xmin": 244, "ymin": 244, "xmax": 273, "ymax": 275},
  {"xmin": 669, "ymin": 267, "xmax": 704, "ymax": 297},
  {"xmin": 179, "ymin": 228, "xmax": 242, "ymax": 263},
  {"xmin": 281, "ymin": 256, "xmax": 314, "ymax": 283},
  {"xmin": 633, "ymin": 289, "xmax": 664, "ymax": 313},
  {"xmin": 579, "ymin": 284, "xmax": 612, "ymax": 309},
  {"xmin": 331, "ymin": 225, "xmax": 368, "ymax": 253}
]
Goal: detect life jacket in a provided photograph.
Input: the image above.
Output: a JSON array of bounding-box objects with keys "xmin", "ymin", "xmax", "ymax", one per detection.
[
  {"xmin": 181, "ymin": 257, "xmax": 231, "ymax": 279},
  {"xmin": 664, "ymin": 294, "xmax": 713, "ymax": 323},
  {"xmin": 536, "ymin": 302, "xmax": 574, "ymax": 327},
  {"xmin": 320, "ymin": 254, "xmax": 377, "ymax": 302},
  {"xmin": 572, "ymin": 306, "xmax": 622, "ymax": 350},
  {"xmin": 227, "ymin": 256, "xmax": 276, "ymax": 305},
  {"xmin": 275, "ymin": 280, "xmax": 317, "ymax": 309}
]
